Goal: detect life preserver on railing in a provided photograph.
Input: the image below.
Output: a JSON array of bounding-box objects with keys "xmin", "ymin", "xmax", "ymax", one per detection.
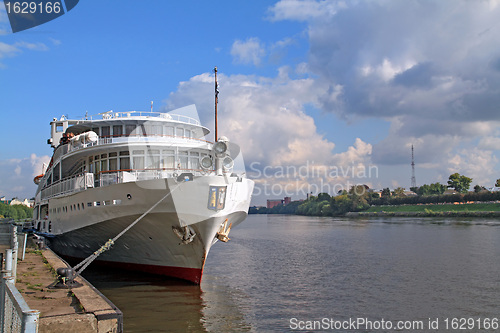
[{"xmin": 33, "ymin": 174, "xmax": 44, "ymax": 185}]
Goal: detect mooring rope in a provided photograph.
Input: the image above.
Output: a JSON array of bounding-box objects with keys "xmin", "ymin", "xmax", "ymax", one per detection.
[{"xmin": 73, "ymin": 181, "xmax": 184, "ymax": 276}]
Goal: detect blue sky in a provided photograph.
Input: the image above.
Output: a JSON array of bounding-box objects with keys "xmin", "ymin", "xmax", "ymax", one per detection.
[{"xmin": 1, "ymin": 0, "xmax": 500, "ymax": 205}]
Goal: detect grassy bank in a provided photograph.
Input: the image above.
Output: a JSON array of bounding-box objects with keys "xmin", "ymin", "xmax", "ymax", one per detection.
[{"xmin": 364, "ymin": 202, "xmax": 500, "ymax": 213}]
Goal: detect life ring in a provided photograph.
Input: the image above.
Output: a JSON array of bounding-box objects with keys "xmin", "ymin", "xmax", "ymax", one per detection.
[{"xmin": 33, "ymin": 174, "xmax": 44, "ymax": 185}]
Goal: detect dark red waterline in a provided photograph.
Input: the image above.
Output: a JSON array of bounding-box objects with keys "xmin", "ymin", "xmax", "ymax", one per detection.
[{"xmin": 61, "ymin": 255, "xmax": 204, "ymax": 284}]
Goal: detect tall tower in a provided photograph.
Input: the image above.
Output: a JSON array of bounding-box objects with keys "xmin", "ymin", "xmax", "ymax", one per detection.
[{"xmin": 411, "ymin": 145, "xmax": 417, "ymax": 189}]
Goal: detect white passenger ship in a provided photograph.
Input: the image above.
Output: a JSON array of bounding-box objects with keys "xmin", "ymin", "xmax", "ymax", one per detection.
[{"xmin": 32, "ymin": 104, "xmax": 254, "ymax": 284}]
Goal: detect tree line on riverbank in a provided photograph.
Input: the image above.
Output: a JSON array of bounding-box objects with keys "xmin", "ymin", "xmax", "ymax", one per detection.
[
  {"xmin": 0, "ymin": 202, "xmax": 33, "ymax": 219},
  {"xmin": 249, "ymin": 173, "xmax": 500, "ymax": 217}
]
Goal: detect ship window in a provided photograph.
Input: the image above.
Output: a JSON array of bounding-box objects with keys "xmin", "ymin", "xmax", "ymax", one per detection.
[
  {"xmin": 113, "ymin": 199, "xmax": 122, "ymax": 205},
  {"xmin": 179, "ymin": 151, "xmax": 188, "ymax": 169},
  {"xmin": 133, "ymin": 156, "xmax": 144, "ymax": 170},
  {"xmin": 53, "ymin": 163, "xmax": 60, "ymax": 182},
  {"xmin": 161, "ymin": 149, "xmax": 175, "ymax": 169},
  {"xmin": 176, "ymin": 127, "xmax": 184, "ymax": 137},
  {"xmin": 109, "ymin": 152, "xmax": 117, "ymax": 157},
  {"xmin": 87, "ymin": 202, "xmax": 92, "ymax": 207},
  {"xmin": 185, "ymin": 129, "xmax": 191, "ymax": 138},
  {"xmin": 56, "ymin": 123, "xmax": 63, "ymax": 132},
  {"xmin": 109, "ymin": 157, "xmax": 117, "ymax": 171},
  {"xmin": 101, "ymin": 126, "xmax": 110, "ymax": 137},
  {"xmin": 119, "ymin": 151, "xmax": 129, "ymax": 156},
  {"xmin": 81, "ymin": 203, "xmax": 84, "ymax": 210},
  {"xmin": 94, "ymin": 155, "xmax": 100, "ymax": 160},
  {"xmin": 136, "ymin": 125, "xmax": 146, "ymax": 136},
  {"xmin": 150, "ymin": 125, "xmax": 162, "ymax": 136},
  {"xmin": 165, "ymin": 126, "xmax": 174, "ymax": 136},
  {"xmin": 120, "ymin": 156, "xmax": 130, "ymax": 170},
  {"xmin": 147, "ymin": 155, "xmax": 160, "ymax": 169},
  {"xmin": 47, "ymin": 173, "xmax": 52, "ymax": 186},
  {"xmin": 101, "ymin": 154, "xmax": 107, "ymax": 159},
  {"xmin": 101, "ymin": 159, "xmax": 108, "ymax": 172},
  {"xmin": 125, "ymin": 125, "xmax": 136, "ymax": 136},
  {"xmin": 104, "ymin": 200, "xmax": 111, "ymax": 205},
  {"xmin": 94, "ymin": 160, "xmax": 101, "ymax": 174},
  {"xmin": 77, "ymin": 203, "xmax": 80, "ymax": 210},
  {"xmin": 113, "ymin": 125, "xmax": 123, "ymax": 137},
  {"xmin": 189, "ymin": 152, "xmax": 200, "ymax": 169}
]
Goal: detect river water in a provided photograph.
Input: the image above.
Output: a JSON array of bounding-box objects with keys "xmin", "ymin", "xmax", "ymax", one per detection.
[{"xmin": 82, "ymin": 215, "xmax": 500, "ymax": 332}]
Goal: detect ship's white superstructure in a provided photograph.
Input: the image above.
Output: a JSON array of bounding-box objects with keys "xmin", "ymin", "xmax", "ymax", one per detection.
[{"xmin": 32, "ymin": 105, "xmax": 253, "ymax": 283}]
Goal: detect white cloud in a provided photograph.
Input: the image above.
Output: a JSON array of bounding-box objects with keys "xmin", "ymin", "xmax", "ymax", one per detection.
[
  {"xmin": 230, "ymin": 37, "xmax": 266, "ymax": 66},
  {"xmin": 0, "ymin": 42, "xmax": 19, "ymax": 59},
  {"xmin": 163, "ymin": 70, "xmax": 379, "ymax": 201},
  {"xmin": 265, "ymin": 0, "xmax": 500, "ymax": 189},
  {"xmin": 0, "ymin": 154, "xmax": 50, "ymax": 199},
  {"xmin": 478, "ymin": 136, "xmax": 500, "ymax": 150},
  {"xmin": 0, "ymin": 40, "xmax": 49, "ymax": 67},
  {"xmin": 447, "ymin": 148, "xmax": 498, "ymax": 187},
  {"xmin": 268, "ymin": 0, "xmax": 340, "ymax": 22}
]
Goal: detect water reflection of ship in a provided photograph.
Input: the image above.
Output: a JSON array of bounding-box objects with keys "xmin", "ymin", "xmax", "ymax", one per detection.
[{"xmin": 82, "ymin": 267, "xmax": 251, "ymax": 332}]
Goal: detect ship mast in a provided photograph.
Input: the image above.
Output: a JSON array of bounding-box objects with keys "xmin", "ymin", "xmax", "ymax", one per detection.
[{"xmin": 214, "ymin": 66, "xmax": 219, "ymax": 140}]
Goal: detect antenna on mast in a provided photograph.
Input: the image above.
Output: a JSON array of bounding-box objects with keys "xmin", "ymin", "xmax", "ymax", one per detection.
[
  {"xmin": 214, "ymin": 66, "xmax": 219, "ymax": 140},
  {"xmin": 150, "ymin": 101, "xmax": 153, "ymax": 112}
]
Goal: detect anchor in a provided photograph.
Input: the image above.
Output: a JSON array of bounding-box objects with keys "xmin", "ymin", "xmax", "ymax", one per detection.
[
  {"xmin": 216, "ymin": 219, "xmax": 232, "ymax": 242},
  {"xmin": 172, "ymin": 225, "xmax": 196, "ymax": 244}
]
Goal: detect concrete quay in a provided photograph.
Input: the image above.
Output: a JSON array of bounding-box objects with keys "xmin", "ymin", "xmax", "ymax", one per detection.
[{"xmin": 13, "ymin": 241, "xmax": 123, "ymax": 333}]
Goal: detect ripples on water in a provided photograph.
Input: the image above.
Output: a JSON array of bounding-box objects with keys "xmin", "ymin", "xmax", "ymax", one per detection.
[{"xmin": 83, "ymin": 215, "xmax": 500, "ymax": 332}]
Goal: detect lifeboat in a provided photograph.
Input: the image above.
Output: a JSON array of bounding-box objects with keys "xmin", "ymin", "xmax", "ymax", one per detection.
[{"xmin": 33, "ymin": 174, "xmax": 44, "ymax": 185}]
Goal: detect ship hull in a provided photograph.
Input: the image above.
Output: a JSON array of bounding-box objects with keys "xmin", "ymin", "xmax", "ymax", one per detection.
[{"xmin": 40, "ymin": 176, "xmax": 253, "ymax": 284}]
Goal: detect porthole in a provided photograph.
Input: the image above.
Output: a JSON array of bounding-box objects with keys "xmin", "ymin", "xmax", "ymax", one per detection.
[{"xmin": 127, "ymin": 194, "xmax": 132, "ymax": 200}]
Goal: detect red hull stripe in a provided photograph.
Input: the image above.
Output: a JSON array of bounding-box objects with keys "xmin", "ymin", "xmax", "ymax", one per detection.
[
  {"xmin": 59, "ymin": 253, "xmax": 204, "ymax": 284},
  {"xmin": 96, "ymin": 259, "xmax": 204, "ymax": 284}
]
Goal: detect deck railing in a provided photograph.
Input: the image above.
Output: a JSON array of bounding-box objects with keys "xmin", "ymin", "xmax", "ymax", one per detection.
[
  {"xmin": 67, "ymin": 133, "xmax": 212, "ymax": 155},
  {"xmin": 40, "ymin": 168, "xmax": 213, "ymax": 200}
]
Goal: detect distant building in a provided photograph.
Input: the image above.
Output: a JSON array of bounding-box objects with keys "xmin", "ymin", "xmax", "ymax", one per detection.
[
  {"xmin": 267, "ymin": 200, "xmax": 283, "ymax": 209},
  {"xmin": 9, "ymin": 198, "xmax": 34, "ymax": 208},
  {"xmin": 267, "ymin": 196, "xmax": 293, "ymax": 209}
]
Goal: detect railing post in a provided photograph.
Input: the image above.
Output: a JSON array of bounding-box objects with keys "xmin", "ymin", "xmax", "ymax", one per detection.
[
  {"xmin": 21, "ymin": 310, "xmax": 40, "ymax": 332},
  {"xmin": 11, "ymin": 225, "xmax": 18, "ymax": 279},
  {"xmin": 5, "ymin": 249, "xmax": 12, "ymax": 277},
  {"xmin": 0, "ymin": 273, "xmax": 5, "ymax": 331},
  {"xmin": 22, "ymin": 233, "xmax": 27, "ymax": 261}
]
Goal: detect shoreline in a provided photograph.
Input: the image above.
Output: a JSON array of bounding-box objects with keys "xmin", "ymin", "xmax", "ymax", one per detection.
[{"xmin": 346, "ymin": 211, "xmax": 500, "ymax": 217}]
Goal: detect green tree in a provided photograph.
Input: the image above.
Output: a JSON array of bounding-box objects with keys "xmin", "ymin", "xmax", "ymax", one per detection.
[
  {"xmin": 317, "ymin": 193, "xmax": 331, "ymax": 202},
  {"xmin": 474, "ymin": 185, "xmax": 486, "ymax": 193},
  {"xmin": 381, "ymin": 188, "xmax": 391, "ymax": 197},
  {"xmin": 447, "ymin": 173, "xmax": 472, "ymax": 193},
  {"xmin": 392, "ymin": 187, "xmax": 405, "ymax": 197},
  {"xmin": 429, "ymin": 182, "xmax": 446, "ymax": 195}
]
